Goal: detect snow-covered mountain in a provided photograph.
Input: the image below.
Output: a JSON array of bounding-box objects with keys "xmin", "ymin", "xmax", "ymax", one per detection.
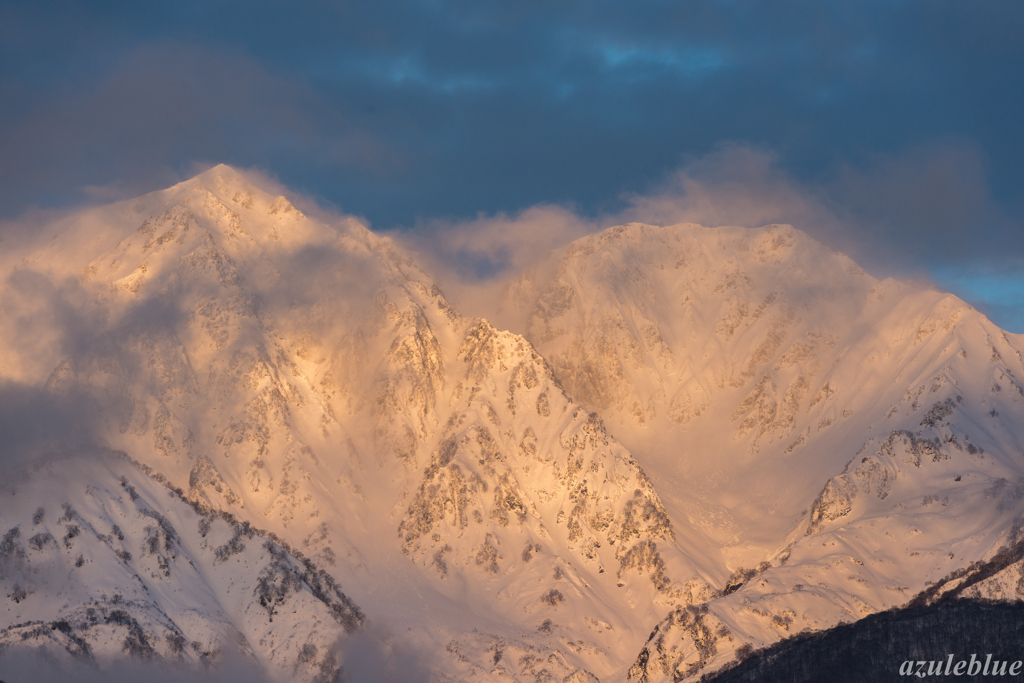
[
  {"xmin": 1, "ymin": 166, "xmax": 1023, "ymax": 682},
  {"xmin": 499, "ymin": 222, "xmax": 1024, "ymax": 680}
]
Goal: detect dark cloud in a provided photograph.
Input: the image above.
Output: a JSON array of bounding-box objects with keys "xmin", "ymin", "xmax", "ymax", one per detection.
[
  {"xmin": 0, "ymin": 41, "xmax": 395, "ymax": 214},
  {"xmin": 825, "ymin": 141, "xmax": 1016, "ymax": 265},
  {"xmin": 1, "ymin": 1, "xmax": 1021, "ymax": 227},
  {"xmin": 0, "ymin": 1, "xmax": 1021, "ymax": 326}
]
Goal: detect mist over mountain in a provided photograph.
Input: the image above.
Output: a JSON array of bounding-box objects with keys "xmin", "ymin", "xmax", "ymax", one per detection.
[{"xmin": 1, "ymin": 166, "xmax": 1022, "ymax": 682}]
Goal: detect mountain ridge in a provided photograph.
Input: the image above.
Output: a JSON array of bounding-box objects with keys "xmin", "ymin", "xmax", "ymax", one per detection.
[{"xmin": 1, "ymin": 165, "xmax": 1022, "ymax": 682}]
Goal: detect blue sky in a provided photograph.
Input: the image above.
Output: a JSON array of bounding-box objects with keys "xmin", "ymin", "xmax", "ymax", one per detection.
[{"xmin": 1, "ymin": 0, "xmax": 1022, "ymax": 329}]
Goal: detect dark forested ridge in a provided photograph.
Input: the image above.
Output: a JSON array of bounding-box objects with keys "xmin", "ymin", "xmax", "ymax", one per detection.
[{"xmin": 702, "ymin": 599, "xmax": 1024, "ymax": 683}]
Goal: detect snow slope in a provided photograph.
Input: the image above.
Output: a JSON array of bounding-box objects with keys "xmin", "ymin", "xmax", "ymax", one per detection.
[
  {"xmin": 0, "ymin": 454, "xmax": 362, "ymax": 681},
  {"xmin": 498, "ymin": 222, "xmax": 1024, "ymax": 680}
]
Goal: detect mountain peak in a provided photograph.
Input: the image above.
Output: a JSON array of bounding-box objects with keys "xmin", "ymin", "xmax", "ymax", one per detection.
[
  {"xmin": 188, "ymin": 162, "xmax": 254, "ymax": 189},
  {"xmin": 121, "ymin": 164, "xmax": 334, "ymax": 253}
]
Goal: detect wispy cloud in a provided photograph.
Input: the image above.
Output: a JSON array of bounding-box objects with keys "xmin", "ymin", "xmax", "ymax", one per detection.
[
  {"xmin": 394, "ymin": 143, "xmax": 1024, "ymax": 332},
  {"xmin": 0, "ymin": 644, "xmax": 273, "ymax": 683}
]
